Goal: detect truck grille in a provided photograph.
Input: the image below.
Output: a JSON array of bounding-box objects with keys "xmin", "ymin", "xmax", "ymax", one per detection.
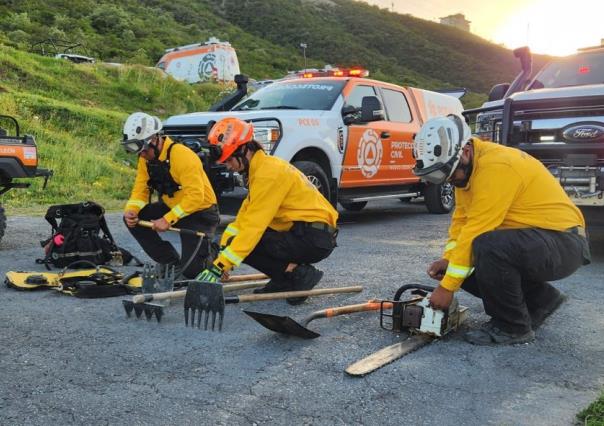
[{"xmin": 162, "ymin": 124, "xmax": 208, "ymax": 140}]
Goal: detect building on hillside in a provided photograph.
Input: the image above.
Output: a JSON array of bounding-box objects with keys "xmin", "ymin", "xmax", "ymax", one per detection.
[{"xmin": 439, "ymin": 13, "xmax": 471, "ymax": 32}]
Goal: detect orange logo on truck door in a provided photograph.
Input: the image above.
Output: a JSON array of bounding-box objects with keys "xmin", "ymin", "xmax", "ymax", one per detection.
[{"xmin": 357, "ymin": 129, "xmax": 383, "ymax": 178}]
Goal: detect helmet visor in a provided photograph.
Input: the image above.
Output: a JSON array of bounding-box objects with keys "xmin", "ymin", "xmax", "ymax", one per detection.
[
  {"xmin": 121, "ymin": 136, "xmax": 152, "ymax": 154},
  {"xmin": 413, "ymin": 154, "xmax": 460, "ymax": 185},
  {"xmin": 420, "ymin": 168, "xmax": 449, "ymax": 185}
]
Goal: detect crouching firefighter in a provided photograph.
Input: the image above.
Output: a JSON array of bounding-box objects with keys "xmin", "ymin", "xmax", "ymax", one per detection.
[
  {"xmin": 192, "ymin": 117, "xmax": 339, "ymax": 305},
  {"xmin": 412, "ymin": 114, "xmax": 591, "ymax": 345},
  {"xmin": 121, "ymin": 112, "xmax": 220, "ymax": 278}
]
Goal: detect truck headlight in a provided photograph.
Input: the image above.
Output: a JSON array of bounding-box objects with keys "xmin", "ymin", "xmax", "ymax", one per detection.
[
  {"xmin": 475, "ymin": 112, "xmax": 502, "ymax": 142},
  {"xmin": 253, "ymin": 119, "xmax": 281, "ymax": 153}
]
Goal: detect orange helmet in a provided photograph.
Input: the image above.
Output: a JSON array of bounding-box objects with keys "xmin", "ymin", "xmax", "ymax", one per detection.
[{"xmin": 207, "ymin": 117, "xmax": 255, "ymax": 163}]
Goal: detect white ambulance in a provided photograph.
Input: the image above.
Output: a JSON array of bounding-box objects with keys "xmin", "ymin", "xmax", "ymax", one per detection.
[{"xmin": 156, "ymin": 37, "xmax": 240, "ymax": 84}]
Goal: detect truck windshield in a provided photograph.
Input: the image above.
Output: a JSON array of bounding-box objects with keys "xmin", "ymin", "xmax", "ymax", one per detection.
[
  {"xmin": 529, "ymin": 49, "xmax": 604, "ymax": 89},
  {"xmin": 232, "ymin": 80, "xmax": 345, "ymax": 111}
]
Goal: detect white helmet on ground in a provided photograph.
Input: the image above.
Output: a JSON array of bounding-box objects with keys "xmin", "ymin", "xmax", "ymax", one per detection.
[
  {"xmin": 412, "ymin": 114, "xmax": 471, "ymax": 184},
  {"xmin": 121, "ymin": 112, "xmax": 163, "ymax": 154}
]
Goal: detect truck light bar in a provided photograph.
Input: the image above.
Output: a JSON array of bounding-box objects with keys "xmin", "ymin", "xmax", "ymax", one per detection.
[{"xmin": 299, "ymin": 67, "xmax": 369, "ymax": 78}]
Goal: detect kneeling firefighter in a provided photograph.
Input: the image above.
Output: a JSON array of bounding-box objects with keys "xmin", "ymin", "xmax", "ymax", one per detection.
[
  {"xmin": 413, "ymin": 114, "xmax": 591, "ymax": 345},
  {"xmin": 121, "ymin": 112, "xmax": 220, "ymax": 278},
  {"xmin": 195, "ymin": 117, "xmax": 339, "ymax": 304}
]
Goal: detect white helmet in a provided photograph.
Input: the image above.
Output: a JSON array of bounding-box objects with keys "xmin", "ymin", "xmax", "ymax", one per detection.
[
  {"xmin": 412, "ymin": 114, "xmax": 471, "ymax": 184},
  {"xmin": 121, "ymin": 112, "xmax": 163, "ymax": 154}
]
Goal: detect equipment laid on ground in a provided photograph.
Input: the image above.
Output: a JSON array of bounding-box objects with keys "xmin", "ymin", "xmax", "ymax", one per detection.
[
  {"xmin": 184, "ymin": 282, "xmax": 364, "ymax": 331},
  {"xmin": 122, "ymin": 273, "xmax": 269, "ymax": 322},
  {"xmin": 0, "ymin": 114, "xmax": 52, "ymax": 245},
  {"xmin": 345, "ymin": 284, "xmax": 468, "ymax": 377},
  {"xmin": 5, "ymin": 262, "xmax": 142, "ymax": 298},
  {"xmin": 38, "ymin": 201, "xmax": 138, "ymax": 268},
  {"xmin": 244, "ymin": 300, "xmax": 395, "ymax": 339}
]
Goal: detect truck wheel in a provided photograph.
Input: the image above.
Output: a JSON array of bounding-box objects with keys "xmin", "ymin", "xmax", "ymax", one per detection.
[
  {"xmin": 424, "ymin": 182, "xmax": 455, "ymax": 214},
  {"xmin": 293, "ymin": 160, "xmax": 331, "ymax": 202},
  {"xmin": 340, "ymin": 201, "xmax": 367, "ymax": 211},
  {"xmin": 0, "ymin": 204, "xmax": 6, "ymax": 244}
]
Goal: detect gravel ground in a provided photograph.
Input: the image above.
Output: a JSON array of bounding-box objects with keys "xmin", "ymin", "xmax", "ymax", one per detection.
[{"xmin": 0, "ymin": 201, "xmax": 602, "ymax": 425}]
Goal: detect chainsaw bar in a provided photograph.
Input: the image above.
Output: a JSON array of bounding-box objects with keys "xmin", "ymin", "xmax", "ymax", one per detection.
[{"xmin": 345, "ymin": 334, "xmax": 433, "ymax": 377}]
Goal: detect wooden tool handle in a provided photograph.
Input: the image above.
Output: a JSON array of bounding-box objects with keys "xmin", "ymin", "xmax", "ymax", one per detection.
[
  {"xmin": 323, "ymin": 300, "xmax": 392, "ymax": 317},
  {"xmin": 131, "ymin": 280, "xmax": 268, "ymax": 303},
  {"xmin": 236, "ymin": 285, "xmax": 363, "ymax": 302},
  {"xmin": 137, "ymin": 220, "xmax": 205, "ymax": 238},
  {"xmin": 223, "ymin": 273, "xmax": 268, "ymax": 283}
]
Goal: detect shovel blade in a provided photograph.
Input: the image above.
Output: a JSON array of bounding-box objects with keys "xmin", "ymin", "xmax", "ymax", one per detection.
[
  {"xmin": 244, "ymin": 310, "xmax": 320, "ymax": 339},
  {"xmin": 184, "ymin": 280, "xmax": 225, "ymax": 331}
]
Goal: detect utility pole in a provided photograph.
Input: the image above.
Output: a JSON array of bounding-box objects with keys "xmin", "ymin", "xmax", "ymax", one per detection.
[{"xmin": 300, "ymin": 43, "xmax": 308, "ymax": 72}]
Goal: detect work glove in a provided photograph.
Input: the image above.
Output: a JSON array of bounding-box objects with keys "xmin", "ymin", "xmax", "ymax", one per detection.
[{"xmin": 195, "ymin": 264, "xmax": 223, "ymax": 283}]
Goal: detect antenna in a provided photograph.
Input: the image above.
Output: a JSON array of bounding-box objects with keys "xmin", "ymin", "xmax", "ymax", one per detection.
[{"xmin": 300, "ymin": 43, "xmax": 308, "ymax": 72}]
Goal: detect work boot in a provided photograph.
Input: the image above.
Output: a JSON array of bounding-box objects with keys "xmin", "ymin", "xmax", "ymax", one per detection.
[
  {"xmin": 253, "ymin": 278, "xmax": 292, "ymax": 294},
  {"xmin": 464, "ymin": 322, "xmax": 535, "ymax": 346},
  {"xmin": 286, "ymin": 264, "xmax": 324, "ymax": 305},
  {"xmin": 529, "ymin": 291, "xmax": 568, "ymax": 330}
]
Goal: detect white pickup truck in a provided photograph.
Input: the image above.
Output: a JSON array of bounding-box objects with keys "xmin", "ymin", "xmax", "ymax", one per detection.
[
  {"xmin": 163, "ymin": 68, "xmax": 464, "ymax": 213},
  {"xmin": 464, "ymin": 44, "xmax": 604, "ymax": 208}
]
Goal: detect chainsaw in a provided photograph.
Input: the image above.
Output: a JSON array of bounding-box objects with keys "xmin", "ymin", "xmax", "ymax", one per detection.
[{"xmin": 346, "ymin": 284, "xmax": 468, "ymax": 376}]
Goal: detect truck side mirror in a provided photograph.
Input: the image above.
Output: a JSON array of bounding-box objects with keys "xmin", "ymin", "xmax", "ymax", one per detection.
[
  {"xmin": 488, "ymin": 83, "xmax": 510, "ymax": 102},
  {"xmin": 360, "ymin": 96, "xmax": 385, "ymax": 122},
  {"xmin": 341, "ymin": 105, "xmax": 359, "ymax": 125}
]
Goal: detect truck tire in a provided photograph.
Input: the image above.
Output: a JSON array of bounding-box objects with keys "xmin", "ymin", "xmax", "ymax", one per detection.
[
  {"xmin": 0, "ymin": 204, "xmax": 6, "ymax": 244},
  {"xmin": 292, "ymin": 160, "xmax": 332, "ymax": 202},
  {"xmin": 424, "ymin": 182, "xmax": 454, "ymax": 214},
  {"xmin": 340, "ymin": 201, "xmax": 367, "ymax": 211}
]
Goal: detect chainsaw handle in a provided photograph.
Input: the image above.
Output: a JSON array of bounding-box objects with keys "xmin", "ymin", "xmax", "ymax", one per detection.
[
  {"xmin": 393, "ymin": 284, "xmax": 436, "ymax": 301},
  {"xmin": 131, "ymin": 280, "xmax": 268, "ymax": 303},
  {"xmin": 137, "ymin": 220, "xmax": 205, "ymax": 238}
]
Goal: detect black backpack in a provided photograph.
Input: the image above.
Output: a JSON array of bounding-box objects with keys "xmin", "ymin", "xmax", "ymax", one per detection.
[{"xmin": 38, "ymin": 201, "xmax": 140, "ymax": 269}]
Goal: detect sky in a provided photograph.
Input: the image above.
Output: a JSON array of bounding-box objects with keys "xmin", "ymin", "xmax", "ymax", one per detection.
[{"xmin": 362, "ymin": 0, "xmax": 604, "ymax": 56}]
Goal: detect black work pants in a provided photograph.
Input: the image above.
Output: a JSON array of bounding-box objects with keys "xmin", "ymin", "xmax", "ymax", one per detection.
[
  {"xmin": 242, "ymin": 222, "xmax": 337, "ymax": 281},
  {"xmin": 126, "ymin": 202, "xmax": 220, "ymax": 278},
  {"xmin": 461, "ymin": 228, "xmax": 590, "ymax": 334}
]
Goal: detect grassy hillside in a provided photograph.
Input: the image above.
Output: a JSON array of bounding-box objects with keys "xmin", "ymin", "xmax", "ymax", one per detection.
[
  {"xmin": 0, "ymin": 0, "xmax": 548, "ymax": 97},
  {"xmin": 0, "ymin": 45, "xmax": 225, "ymax": 210},
  {"xmin": 0, "ymin": 0, "xmax": 550, "ymax": 210}
]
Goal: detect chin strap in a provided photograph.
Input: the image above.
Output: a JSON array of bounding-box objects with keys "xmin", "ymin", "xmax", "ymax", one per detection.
[{"xmin": 452, "ymin": 156, "xmax": 474, "ymax": 188}]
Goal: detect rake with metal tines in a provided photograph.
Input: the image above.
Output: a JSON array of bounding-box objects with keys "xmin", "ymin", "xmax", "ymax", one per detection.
[
  {"xmin": 184, "ymin": 281, "xmax": 364, "ymax": 331},
  {"xmin": 122, "ymin": 277, "xmax": 269, "ymax": 322}
]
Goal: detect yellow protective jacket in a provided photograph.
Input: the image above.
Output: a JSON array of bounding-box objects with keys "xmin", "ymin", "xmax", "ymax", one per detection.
[
  {"xmin": 124, "ymin": 137, "xmax": 217, "ymax": 224},
  {"xmin": 441, "ymin": 138, "xmax": 585, "ymax": 291},
  {"xmin": 215, "ymin": 150, "xmax": 338, "ymax": 272}
]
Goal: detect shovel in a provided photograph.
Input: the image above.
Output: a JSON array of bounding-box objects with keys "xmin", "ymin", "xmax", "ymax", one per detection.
[
  {"xmin": 244, "ymin": 300, "xmax": 393, "ymax": 339},
  {"xmin": 184, "ymin": 282, "xmax": 364, "ymax": 331},
  {"xmin": 122, "ymin": 276, "xmax": 269, "ymax": 322}
]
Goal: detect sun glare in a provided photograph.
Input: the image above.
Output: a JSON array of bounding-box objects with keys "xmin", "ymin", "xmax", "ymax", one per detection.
[{"xmin": 493, "ymin": 0, "xmax": 604, "ymax": 56}]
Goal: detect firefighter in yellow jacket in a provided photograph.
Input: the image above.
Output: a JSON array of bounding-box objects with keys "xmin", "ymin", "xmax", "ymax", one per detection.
[
  {"xmin": 121, "ymin": 112, "xmax": 219, "ymax": 278},
  {"xmin": 412, "ymin": 115, "xmax": 591, "ymax": 345},
  {"xmin": 194, "ymin": 117, "xmax": 338, "ymax": 304}
]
